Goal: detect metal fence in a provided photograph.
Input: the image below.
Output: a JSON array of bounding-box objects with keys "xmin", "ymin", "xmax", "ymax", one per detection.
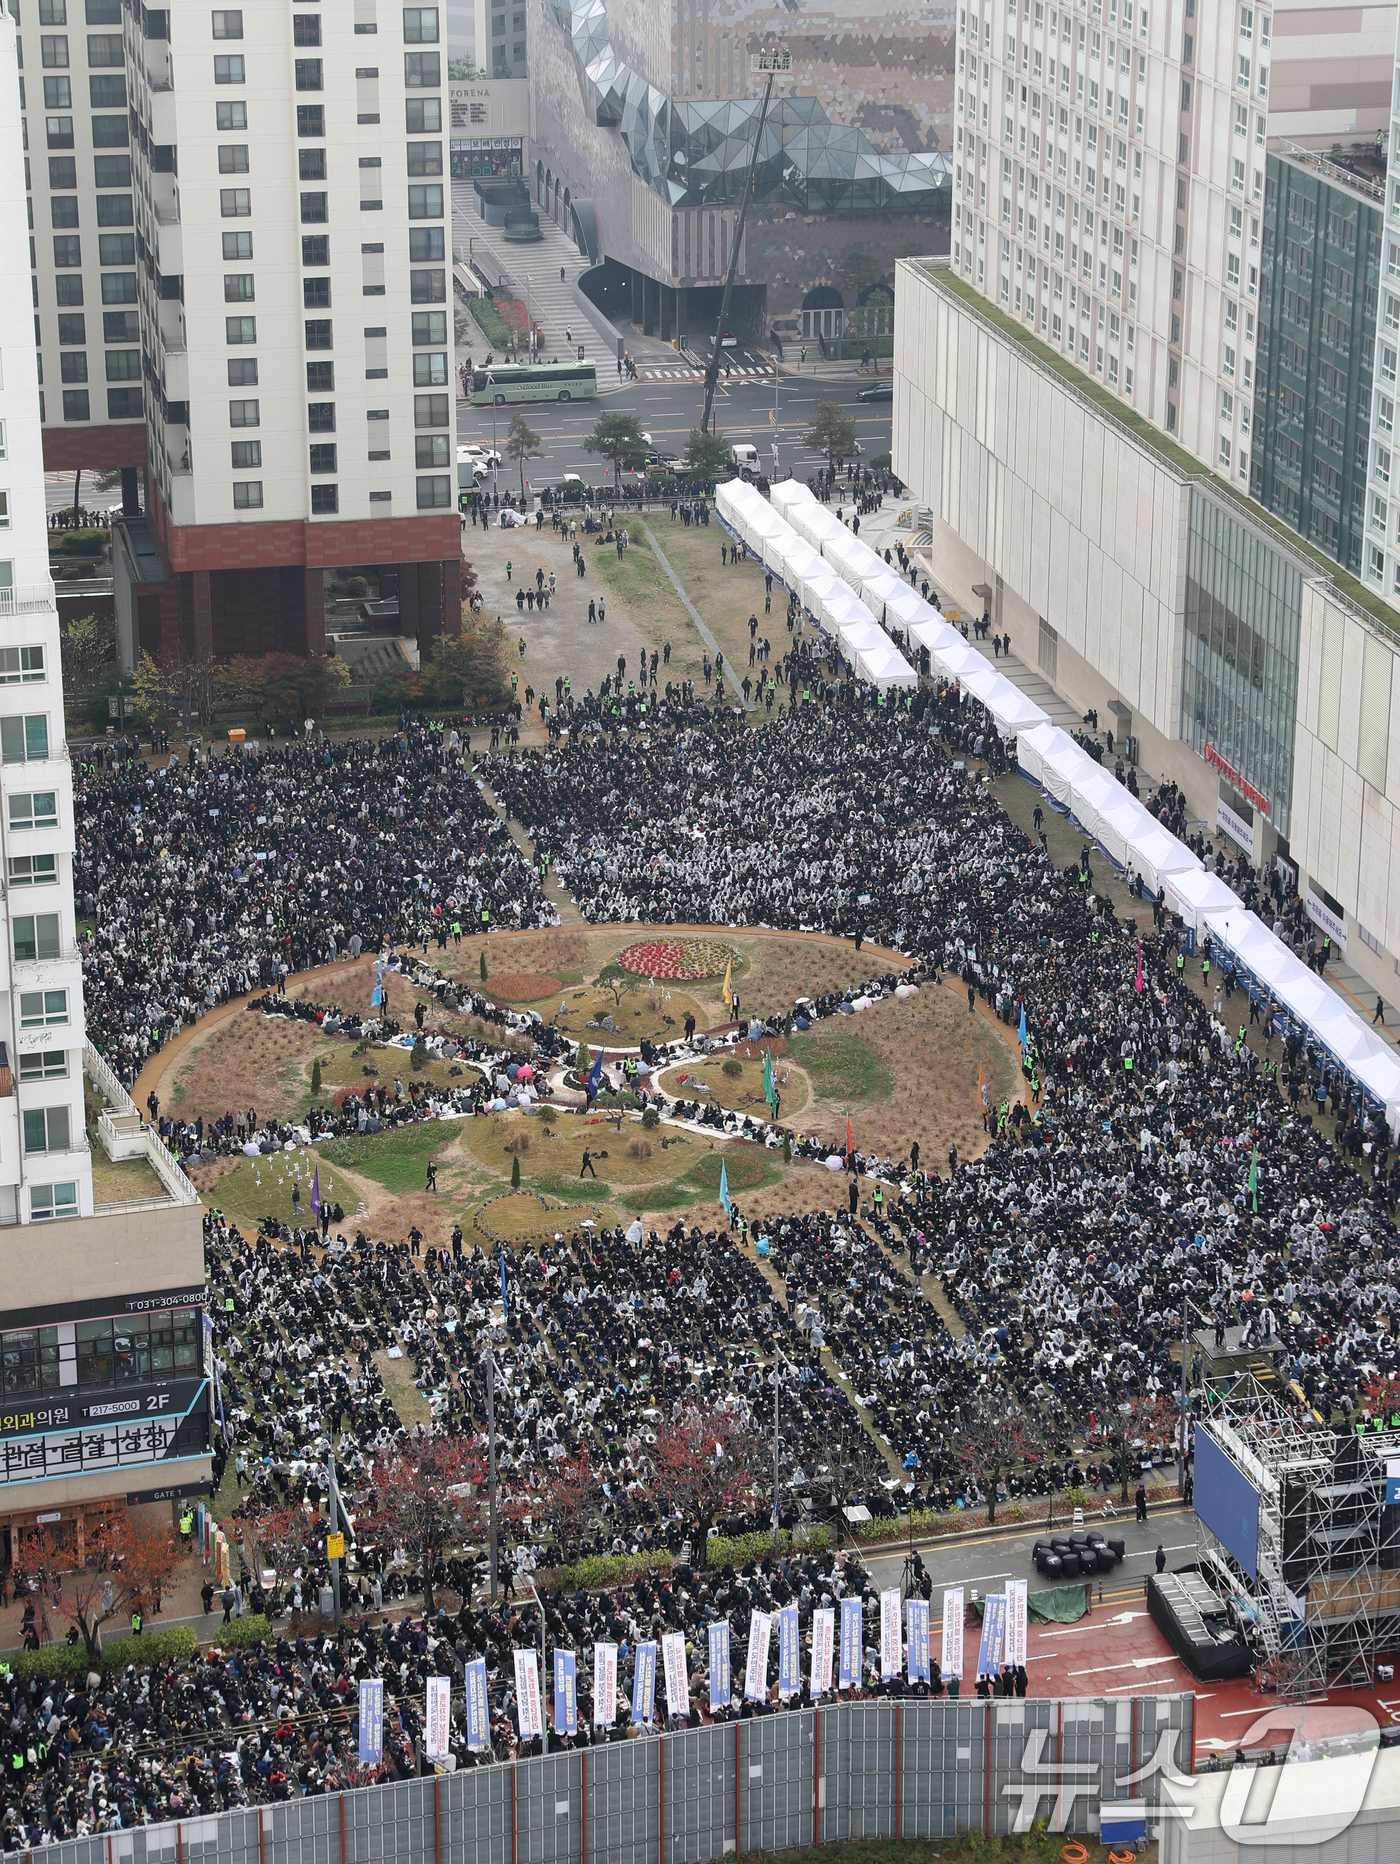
[{"xmin": 16, "ymin": 1695, "xmax": 1193, "ymax": 1864}]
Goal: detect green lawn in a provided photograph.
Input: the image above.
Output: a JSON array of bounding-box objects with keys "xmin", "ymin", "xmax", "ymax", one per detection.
[
  {"xmin": 685, "ymin": 1149, "xmax": 780, "ymax": 1195},
  {"xmin": 786, "ymin": 1028, "xmax": 892, "ymax": 1103},
  {"xmin": 315, "ymin": 1121, "xmax": 462, "ymax": 1194}
]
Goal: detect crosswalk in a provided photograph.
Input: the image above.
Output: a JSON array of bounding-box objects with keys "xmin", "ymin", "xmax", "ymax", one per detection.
[{"xmin": 640, "ymin": 364, "xmax": 773, "ymax": 379}]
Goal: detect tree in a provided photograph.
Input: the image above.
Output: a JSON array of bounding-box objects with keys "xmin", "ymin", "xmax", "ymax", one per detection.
[
  {"xmin": 647, "ymin": 1398, "xmax": 768, "ymax": 1566},
  {"xmin": 90, "ymin": 467, "xmax": 123, "ymax": 494},
  {"xmin": 805, "ymin": 400, "xmax": 858, "ymax": 467},
  {"xmin": 311, "ymin": 1057, "xmax": 323, "ymax": 1097},
  {"xmin": 243, "ymin": 1498, "xmax": 319, "ymax": 1594},
  {"xmin": 224, "ymin": 652, "xmax": 351, "ymax": 725},
  {"xmin": 835, "ymin": 251, "xmax": 882, "ymax": 300},
  {"xmin": 369, "ymin": 665, "xmax": 423, "ymax": 718},
  {"xmin": 480, "ymin": 949, "xmax": 488, "ymax": 982},
  {"xmin": 1097, "ymin": 1390, "xmax": 1178, "ymax": 1504},
  {"xmin": 129, "ymin": 649, "xmax": 180, "ymax": 734},
  {"xmin": 505, "ymin": 412, "xmax": 546, "ymax": 499},
  {"xmin": 943, "ymin": 1386, "xmax": 1047, "ymax": 1526},
  {"xmin": 421, "ymin": 629, "xmax": 509, "ymax": 710},
  {"xmin": 682, "ymin": 428, "xmax": 731, "ymax": 484},
  {"xmin": 66, "ymin": 1514, "xmax": 178, "ymax": 1659},
  {"xmin": 583, "ymin": 413, "xmax": 648, "ymax": 488},
  {"xmin": 59, "ymin": 613, "xmax": 112, "ymax": 699},
  {"xmin": 511, "ymin": 1153, "xmax": 521, "ymax": 1189},
  {"xmin": 361, "ymin": 1437, "xmax": 486, "ymax": 1613},
  {"xmin": 447, "ymin": 55, "xmax": 478, "ymax": 78},
  {"xmin": 897, "ymin": 237, "xmax": 927, "ymax": 260},
  {"xmin": 529, "ymin": 1451, "xmax": 604, "ymax": 1559}
]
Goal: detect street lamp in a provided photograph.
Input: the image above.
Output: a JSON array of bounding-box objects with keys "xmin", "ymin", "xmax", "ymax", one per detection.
[{"xmin": 525, "ymin": 273, "xmax": 534, "ymax": 365}]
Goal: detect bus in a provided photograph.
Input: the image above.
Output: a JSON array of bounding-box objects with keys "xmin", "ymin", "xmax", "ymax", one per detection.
[{"xmin": 471, "ymin": 360, "xmax": 598, "ymax": 405}]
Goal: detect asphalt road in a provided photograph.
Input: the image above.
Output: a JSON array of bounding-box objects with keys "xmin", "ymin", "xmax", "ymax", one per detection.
[
  {"xmin": 455, "ymin": 374, "xmax": 894, "ymax": 489},
  {"xmin": 862, "ymin": 1502, "xmax": 1197, "ymax": 1603}
]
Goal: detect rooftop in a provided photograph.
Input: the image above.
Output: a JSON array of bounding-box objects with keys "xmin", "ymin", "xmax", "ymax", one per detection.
[
  {"xmin": 1275, "ymin": 137, "xmax": 1387, "ymax": 205},
  {"xmin": 911, "ymin": 260, "xmax": 1400, "ymax": 640}
]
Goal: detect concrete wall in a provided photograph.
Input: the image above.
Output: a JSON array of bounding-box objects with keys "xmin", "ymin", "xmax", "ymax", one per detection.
[{"xmin": 0, "ymin": 1199, "xmax": 202, "ymax": 1322}]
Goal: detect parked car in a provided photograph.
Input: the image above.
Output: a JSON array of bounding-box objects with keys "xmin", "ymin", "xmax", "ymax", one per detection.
[{"xmin": 857, "ymin": 381, "xmax": 893, "ymax": 402}]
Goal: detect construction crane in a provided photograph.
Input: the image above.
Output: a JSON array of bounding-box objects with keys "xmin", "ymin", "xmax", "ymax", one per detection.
[{"xmin": 700, "ymin": 49, "xmax": 789, "ymax": 436}]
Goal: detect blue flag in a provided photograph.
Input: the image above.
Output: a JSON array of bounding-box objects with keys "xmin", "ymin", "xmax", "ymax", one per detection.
[
  {"xmin": 632, "ymin": 1641, "xmax": 657, "ymax": 1725},
  {"xmin": 1018, "ymin": 1003, "xmax": 1028, "ymax": 1051},
  {"xmin": 464, "ymin": 1658, "xmax": 489, "ymax": 1751},
  {"xmin": 587, "ymin": 1050, "xmax": 604, "ymax": 1093},
  {"xmin": 371, "ymin": 955, "xmax": 385, "ymax": 1009},
  {"xmin": 553, "ymin": 1649, "xmax": 577, "ymax": 1736},
  {"xmin": 358, "ymin": 1678, "xmax": 383, "ymax": 1766},
  {"xmin": 839, "ymin": 1596, "xmax": 862, "ymax": 1688},
  {"xmin": 708, "ymin": 1621, "xmax": 731, "ymax": 1713},
  {"xmin": 719, "ymin": 1160, "xmax": 731, "ymax": 1214},
  {"xmin": 778, "ymin": 1604, "xmax": 800, "ymax": 1699},
  {"xmin": 977, "ymin": 1593, "xmax": 1008, "ymax": 1677}
]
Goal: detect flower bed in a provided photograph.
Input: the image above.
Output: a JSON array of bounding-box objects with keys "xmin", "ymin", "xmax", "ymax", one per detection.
[{"xmin": 616, "ymin": 936, "xmax": 738, "ymax": 980}]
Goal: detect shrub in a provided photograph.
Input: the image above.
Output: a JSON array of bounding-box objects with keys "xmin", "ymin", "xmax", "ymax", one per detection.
[
  {"xmin": 310, "ymin": 1057, "xmax": 323, "ymax": 1096},
  {"xmin": 871, "ymin": 452, "xmax": 893, "ymax": 471},
  {"xmin": 410, "ymin": 1035, "xmax": 428, "ymax": 1071},
  {"xmin": 215, "ymin": 1614, "xmax": 272, "ymax": 1650},
  {"xmin": 706, "ymin": 1525, "xmax": 832, "ymax": 1567},
  {"xmin": 626, "ymin": 1137, "xmax": 653, "ymax": 1160},
  {"xmin": 511, "ymin": 1154, "xmax": 521, "ymax": 1189},
  {"xmin": 641, "ymin": 1106, "xmax": 660, "ymax": 1130},
  {"xmin": 576, "ymin": 1040, "xmax": 590, "ymax": 1073},
  {"xmin": 783, "ymin": 1134, "xmax": 792, "ymax": 1163},
  {"xmin": 722, "ymin": 1057, "xmax": 743, "ymax": 1078},
  {"xmin": 504, "ymin": 1131, "xmax": 531, "ymax": 1154},
  {"xmin": 8, "ymin": 1624, "xmax": 199, "ymax": 1683},
  {"xmin": 469, "ymin": 296, "xmax": 511, "ymax": 348},
  {"xmin": 346, "ymin": 576, "xmax": 369, "ymax": 598},
  {"xmin": 480, "ymin": 951, "xmax": 488, "ymax": 982},
  {"xmin": 542, "ymin": 1550, "xmax": 674, "ymax": 1591}
]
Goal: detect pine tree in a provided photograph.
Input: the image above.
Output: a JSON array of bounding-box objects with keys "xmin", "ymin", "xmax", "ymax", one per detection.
[
  {"xmin": 410, "ymin": 1035, "xmax": 427, "ymax": 1071},
  {"xmin": 511, "ymin": 1153, "xmax": 521, "ymax": 1189},
  {"xmin": 310, "ymin": 1057, "xmax": 322, "ymax": 1097},
  {"xmin": 480, "ymin": 950, "xmax": 488, "ymax": 982},
  {"xmin": 576, "ymin": 1040, "xmax": 590, "ymax": 1075}
]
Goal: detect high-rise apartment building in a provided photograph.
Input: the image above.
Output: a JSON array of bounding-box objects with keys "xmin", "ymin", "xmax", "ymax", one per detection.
[
  {"xmin": 476, "ymin": 0, "xmax": 524, "ymax": 77},
  {"xmin": 20, "ymin": 0, "xmax": 462, "ymax": 663},
  {"xmin": 0, "ymin": 13, "xmax": 212, "ymax": 1561},
  {"xmin": 895, "ymin": 0, "xmax": 1400, "ymax": 1002}
]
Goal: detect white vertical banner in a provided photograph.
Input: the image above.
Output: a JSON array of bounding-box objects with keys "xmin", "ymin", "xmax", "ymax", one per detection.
[
  {"xmin": 593, "ymin": 1643, "xmax": 618, "ymax": 1727},
  {"xmin": 744, "ymin": 1610, "xmax": 772, "ymax": 1702},
  {"xmin": 424, "ymin": 1676, "xmax": 452, "ymax": 1759},
  {"xmin": 1006, "ymin": 1578, "xmax": 1028, "ymax": 1669},
  {"xmin": 811, "ymin": 1607, "xmax": 835, "ymax": 1698},
  {"xmin": 661, "ymin": 1630, "xmax": 688, "ymax": 1720},
  {"xmin": 513, "ymin": 1649, "xmax": 543, "ymax": 1742},
  {"xmin": 879, "ymin": 1587, "xmax": 903, "ymax": 1681},
  {"xmin": 941, "ymin": 1586, "xmax": 965, "ymax": 1679}
]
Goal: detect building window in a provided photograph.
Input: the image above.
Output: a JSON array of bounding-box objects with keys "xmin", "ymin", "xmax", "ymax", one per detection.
[
  {"xmin": 106, "ymin": 388, "xmax": 141, "ymax": 419},
  {"xmin": 309, "ymin": 444, "xmax": 338, "ymax": 474},
  {"xmin": 227, "ymin": 359, "xmax": 258, "ymax": 386},
  {"xmin": 411, "ymin": 310, "xmax": 447, "ymax": 346},
  {"xmin": 415, "ymin": 435, "xmax": 449, "ymax": 467},
  {"xmin": 1, "ymin": 716, "xmax": 51, "ymax": 766},
  {"xmin": 228, "ymin": 399, "xmax": 260, "ymax": 427},
  {"xmin": 405, "ymin": 100, "xmax": 441, "ymax": 134},
  {"xmin": 211, "ymin": 9, "xmax": 244, "ymax": 37},
  {"xmin": 406, "ymin": 141, "xmax": 442, "ymax": 176},
  {"xmin": 307, "ymin": 362, "xmax": 335, "ymax": 391},
  {"xmin": 222, "ymin": 231, "xmax": 253, "ymax": 261},
  {"xmin": 9, "ymin": 794, "xmax": 58, "ymax": 832},
  {"xmin": 311, "ymin": 485, "xmax": 339, "ymax": 514},
  {"xmin": 13, "ymin": 914, "xmax": 62, "ymax": 962},
  {"xmin": 220, "ymin": 188, "xmax": 252, "ymax": 217},
  {"xmin": 226, "ymin": 316, "xmax": 257, "ymax": 343},
  {"xmin": 224, "ymin": 273, "xmax": 255, "ymax": 302},
  {"xmin": 214, "ymin": 54, "xmax": 246, "ymax": 83},
  {"xmin": 409, "ymin": 226, "xmax": 444, "ymax": 261},
  {"xmin": 413, "ymin": 393, "xmax": 448, "ymax": 427},
  {"xmin": 95, "ymin": 194, "xmax": 133, "ymax": 226},
  {"xmin": 218, "ymin": 144, "xmax": 249, "ymax": 174},
  {"xmin": 216, "ymin": 101, "xmax": 248, "ymax": 130},
  {"xmin": 51, "ymin": 197, "xmax": 80, "ymax": 230},
  {"xmin": 104, "ymin": 350, "xmax": 139, "ymax": 380},
  {"xmin": 403, "ymin": 7, "xmax": 440, "ymax": 40},
  {"xmin": 8, "ymin": 855, "xmax": 58, "ymax": 888},
  {"xmin": 308, "ymin": 403, "xmax": 336, "ymax": 432},
  {"xmin": 303, "ymin": 278, "xmax": 332, "ymax": 309},
  {"xmin": 19, "ymin": 1052, "xmax": 68, "ymax": 1084},
  {"xmin": 299, "ymin": 148, "xmax": 327, "ymax": 180},
  {"xmin": 297, "ymin": 105, "xmax": 325, "ymax": 136},
  {"xmin": 0, "ymin": 648, "xmax": 42, "ymax": 685},
  {"xmin": 52, "ymin": 235, "xmax": 82, "ymax": 268},
  {"xmin": 411, "ymin": 353, "xmax": 446, "ymax": 385},
  {"xmin": 407, "ymin": 184, "xmax": 444, "ymax": 219},
  {"xmin": 293, "ymin": 13, "xmax": 321, "ymax": 45},
  {"xmin": 233, "ymin": 482, "xmax": 263, "ymax": 509},
  {"xmin": 403, "ymin": 50, "xmax": 440, "ymax": 85},
  {"xmin": 300, "ymin": 192, "xmax": 329, "ymax": 223},
  {"xmin": 29, "ymin": 1183, "xmax": 77, "ymax": 1221},
  {"xmin": 305, "ymin": 319, "xmax": 333, "ymax": 349},
  {"xmin": 86, "ymin": 31, "xmax": 122, "ymax": 65},
  {"xmin": 18, "ymin": 988, "xmax": 66, "ymax": 1027},
  {"xmin": 410, "ymin": 268, "xmax": 445, "ymax": 303},
  {"xmin": 60, "ymin": 354, "xmax": 89, "ymax": 385},
  {"xmin": 295, "ymin": 59, "xmax": 324, "ymax": 90},
  {"xmin": 416, "ymin": 475, "xmax": 450, "ymax": 509},
  {"xmin": 97, "ymin": 232, "xmax": 134, "ymax": 264},
  {"xmin": 61, "ymin": 390, "xmax": 90, "ymax": 420},
  {"xmin": 230, "ymin": 441, "xmax": 261, "ymax": 468},
  {"xmin": 302, "ymin": 235, "xmax": 330, "ymax": 266}
]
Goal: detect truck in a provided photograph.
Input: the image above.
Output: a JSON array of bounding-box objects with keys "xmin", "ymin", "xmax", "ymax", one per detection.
[{"xmin": 729, "ymin": 441, "xmax": 760, "ymax": 475}]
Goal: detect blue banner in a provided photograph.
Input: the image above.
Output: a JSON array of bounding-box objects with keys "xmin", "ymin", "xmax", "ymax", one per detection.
[
  {"xmin": 839, "ymin": 1596, "xmax": 862, "ymax": 1688},
  {"xmin": 976, "ymin": 1593, "xmax": 1008, "ymax": 1678},
  {"xmin": 464, "ymin": 1657, "xmax": 490, "ymax": 1751},
  {"xmin": 778, "ymin": 1604, "xmax": 800, "ymax": 1699},
  {"xmin": 906, "ymin": 1599, "xmax": 930, "ymax": 1682},
  {"xmin": 708, "ymin": 1621, "xmax": 730, "ymax": 1713},
  {"xmin": 632, "ymin": 1640, "xmax": 657, "ymax": 1725},
  {"xmin": 554, "ymin": 1649, "xmax": 577, "ymax": 1737},
  {"xmin": 357, "ymin": 1678, "xmax": 383, "ymax": 1766}
]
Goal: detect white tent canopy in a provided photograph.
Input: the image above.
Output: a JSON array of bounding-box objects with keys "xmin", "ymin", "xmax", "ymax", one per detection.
[
  {"xmin": 861, "ymin": 567, "xmax": 910, "ymax": 622},
  {"xmin": 958, "ymin": 660, "xmax": 1049, "ymax": 735},
  {"xmin": 770, "ymin": 480, "xmax": 817, "ymax": 523},
  {"xmin": 856, "ymin": 636, "xmax": 917, "ymax": 689},
  {"xmin": 1164, "ymin": 866, "xmax": 1239, "ymax": 931}
]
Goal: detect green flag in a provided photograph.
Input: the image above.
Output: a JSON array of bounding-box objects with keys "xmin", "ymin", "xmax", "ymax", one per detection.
[
  {"xmin": 1249, "ymin": 1143, "xmax": 1258, "ymax": 1212},
  {"xmin": 763, "ymin": 1049, "xmax": 775, "ymax": 1108}
]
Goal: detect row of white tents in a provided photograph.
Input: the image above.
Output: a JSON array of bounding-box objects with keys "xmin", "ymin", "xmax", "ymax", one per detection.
[{"xmin": 712, "ymin": 475, "xmax": 1400, "ymax": 1125}]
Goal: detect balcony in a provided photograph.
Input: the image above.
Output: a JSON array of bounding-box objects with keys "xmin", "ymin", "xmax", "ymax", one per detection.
[{"xmin": 0, "ymin": 583, "xmax": 58, "ymax": 618}]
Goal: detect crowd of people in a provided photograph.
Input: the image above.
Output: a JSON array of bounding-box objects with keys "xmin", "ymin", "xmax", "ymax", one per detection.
[{"xmin": 20, "ymin": 656, "xmax": 1400, "ymax": 1840}]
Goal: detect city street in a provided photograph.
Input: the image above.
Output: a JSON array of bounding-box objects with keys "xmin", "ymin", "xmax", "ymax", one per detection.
[{"xmin": 455, "ymin": 372, "xmax": 894, "ymax": 489}]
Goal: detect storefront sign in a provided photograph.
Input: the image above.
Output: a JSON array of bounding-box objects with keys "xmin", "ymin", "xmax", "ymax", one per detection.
[
  {"xmin": 1203, "ymin": 742, "xmax": 1270, "ymax": 816},
  {"xmin": 0, "ymin": 1381, "xmax": 207, "ymax": 1485},
  {"xmin": 1306, "ymin": 886, "xmax": 1349, "ymax": 953},
  {"xmin": 1216, "ymin": 797, "xmax": 1256, "ymax": 857},
  {"xmin": 0, "ymin": 1377, "xmax": 206, "ymax": 1444}
]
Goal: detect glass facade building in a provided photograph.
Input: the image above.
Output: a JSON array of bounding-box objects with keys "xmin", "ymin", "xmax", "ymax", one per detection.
[
  {"xmin": 1179, "ymin": 490, "xmax": 1305, "ymax": 841},
  {"xmin": 1251, "ymin": 150, "xmax": 1382, "ymax": 576}
]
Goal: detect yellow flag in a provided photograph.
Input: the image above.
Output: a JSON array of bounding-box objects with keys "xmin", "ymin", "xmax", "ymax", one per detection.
[{"xmin": 722, "ymin": 959, "xmax": 733, "ymax": 1011}]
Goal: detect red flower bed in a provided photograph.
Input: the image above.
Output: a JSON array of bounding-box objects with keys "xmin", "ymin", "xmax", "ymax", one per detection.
[{"xmin": 616, "ymin": 936, "xmax": 736, "ymax": 980}]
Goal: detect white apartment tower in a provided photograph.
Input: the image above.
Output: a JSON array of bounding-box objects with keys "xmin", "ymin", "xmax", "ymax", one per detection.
[
  {"xmin": 21, "ymin": 0, "xmax": 462, "ymax": 663},
  {"xmin": 1, "ymin": 7, "xmax": 92, "ymax": 1227}
]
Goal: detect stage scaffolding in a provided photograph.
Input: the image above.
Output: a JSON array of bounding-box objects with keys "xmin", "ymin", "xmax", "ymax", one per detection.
[{"xmin": 1194, "ymin": 1395, "xmax": 1400, "ymax": 1700}]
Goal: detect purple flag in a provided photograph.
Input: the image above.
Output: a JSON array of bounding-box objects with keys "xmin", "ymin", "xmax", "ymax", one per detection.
[{"xmin": 311, "ymin": 1168, "xmax": 321, "ymax": 1217}]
